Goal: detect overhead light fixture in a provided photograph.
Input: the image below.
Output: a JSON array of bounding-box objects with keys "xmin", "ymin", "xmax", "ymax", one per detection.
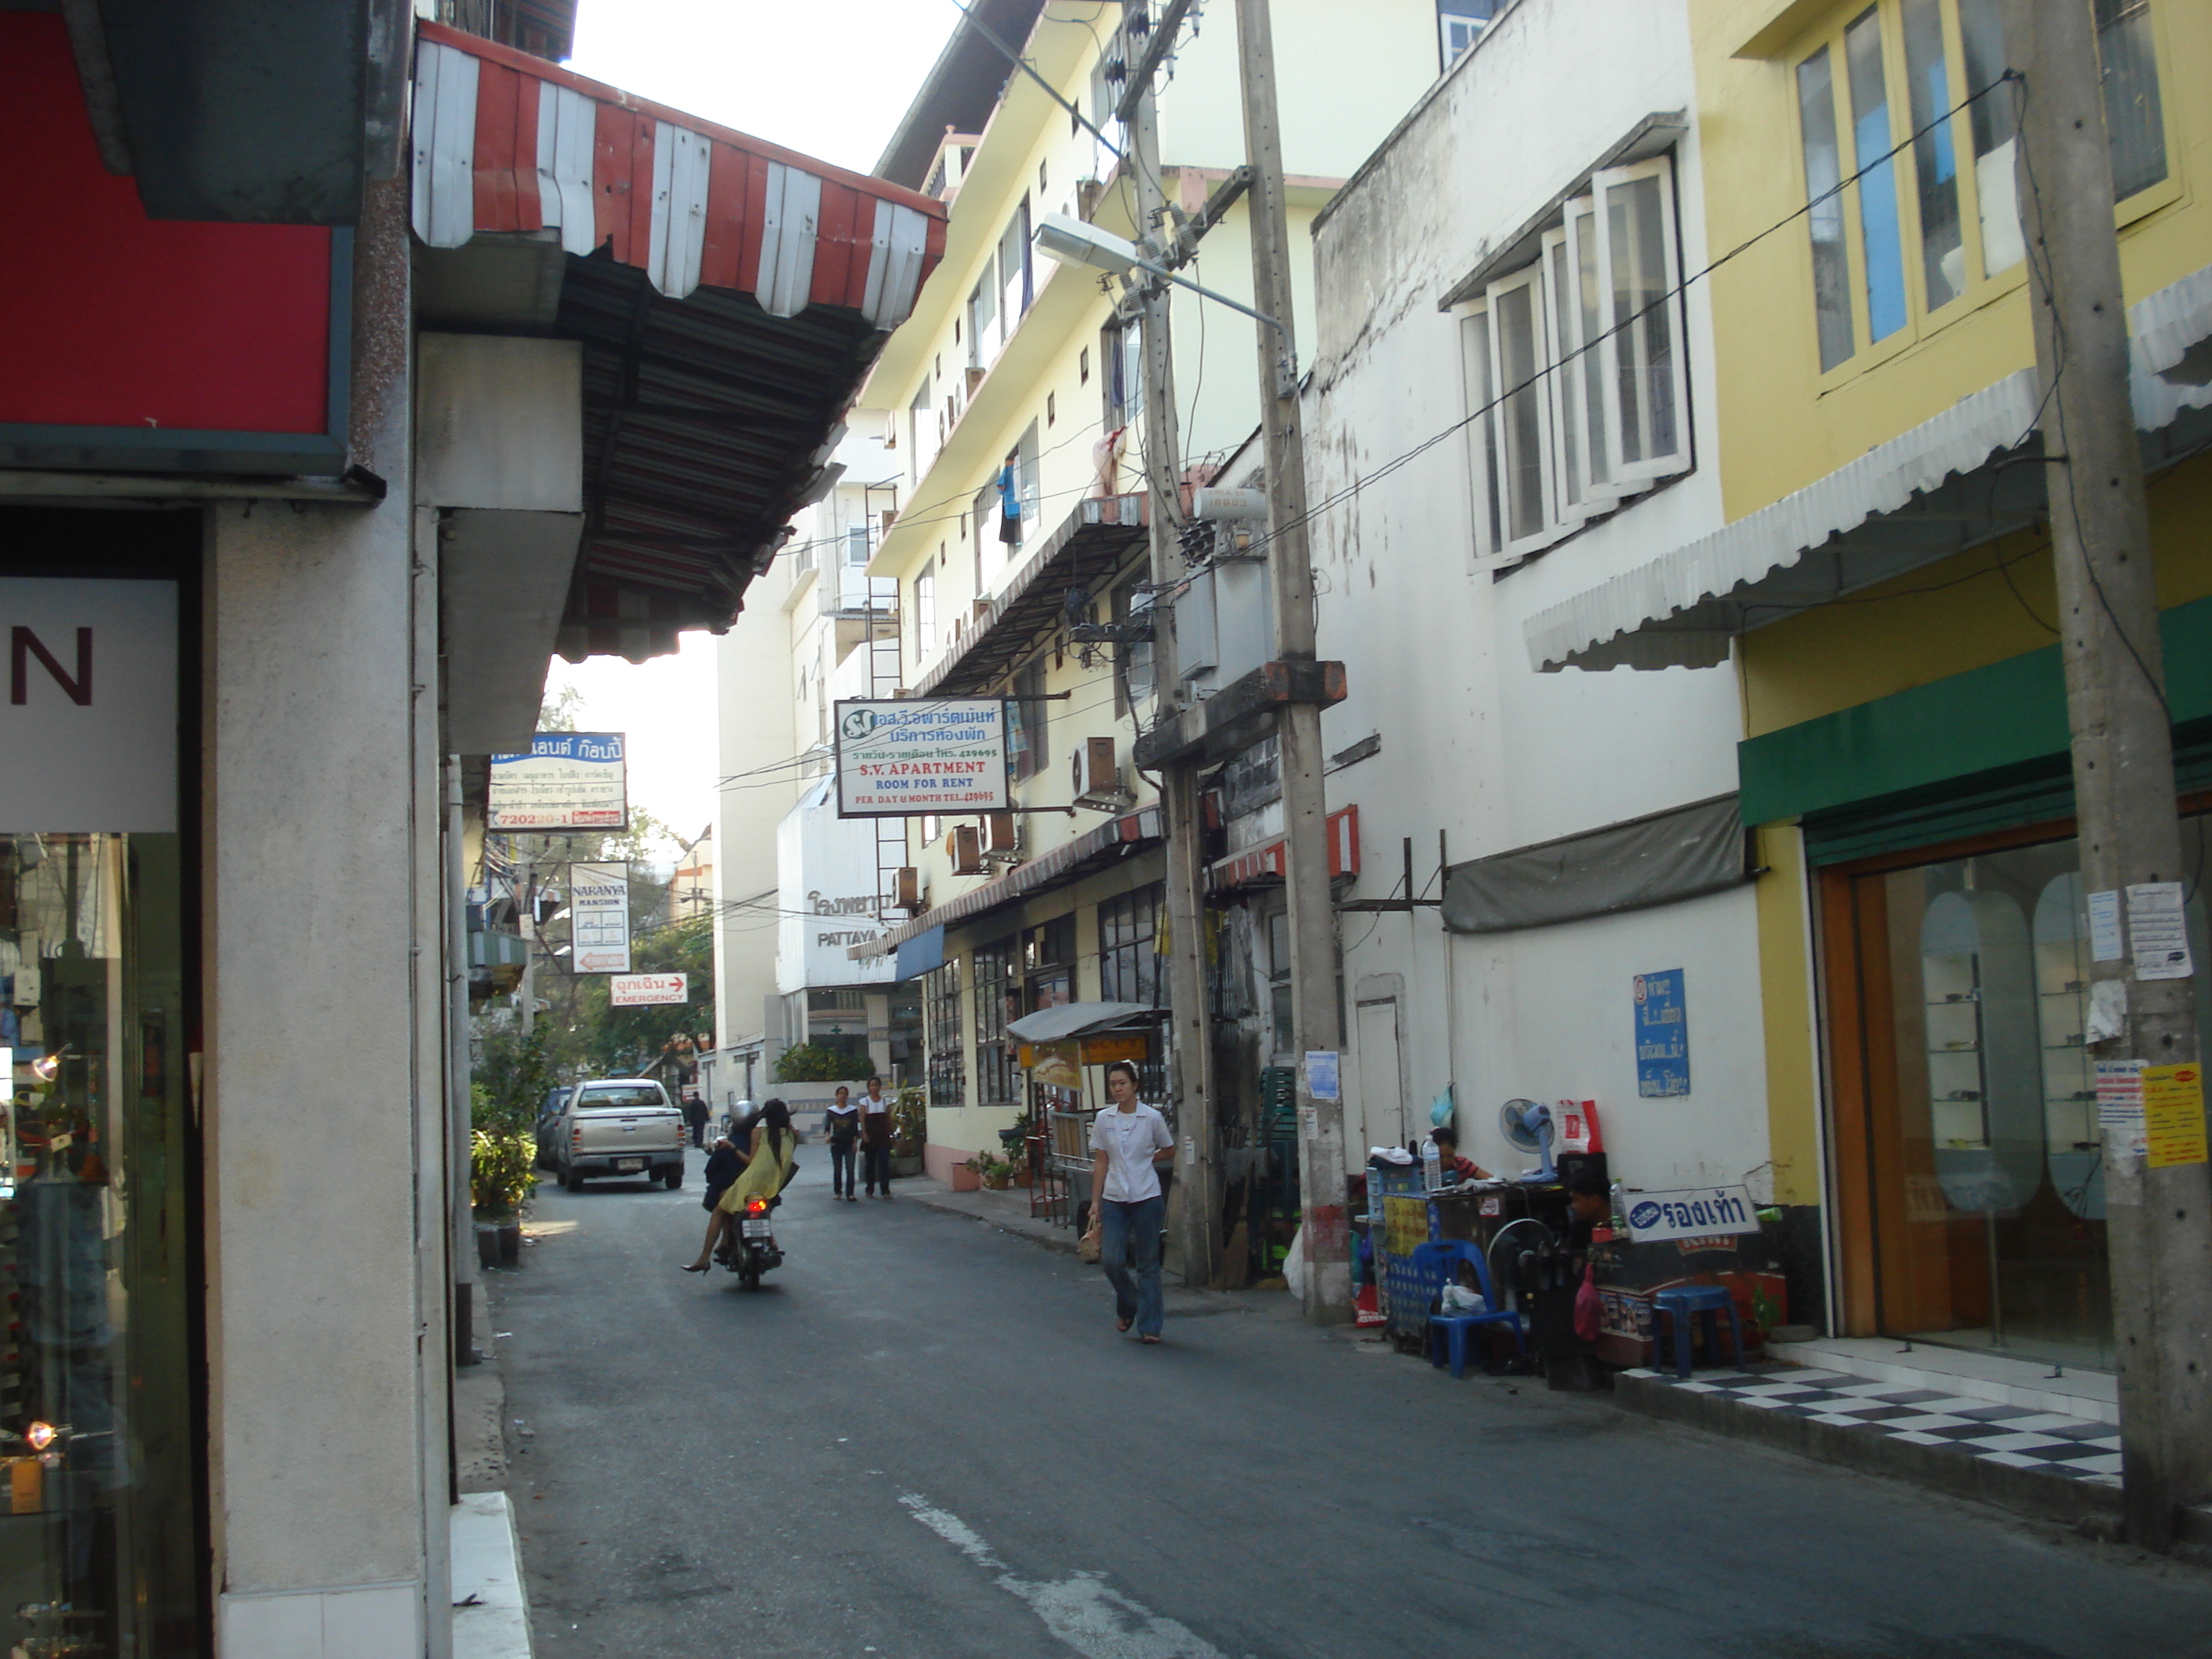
[
  {"xmin": 1031, "ymin": 213, "xmax": 1280, "ymax": 330},
  {"xmin": 24, "ymin": 1421, "xmax": 56, "ymax": 1452},
  {"xmin": 30, "ymin": 1047, "xmax": 71, "ymax": 1084}
]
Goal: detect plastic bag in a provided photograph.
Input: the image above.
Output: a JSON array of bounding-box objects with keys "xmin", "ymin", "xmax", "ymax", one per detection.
[
  {"xmin": 1573, "ymin": 1261, "xmax": 1601, "ymax": 1343},
  {"xmin": 1283, "ymin": 1223, "xmax": 1306, "ymax": 1298}
]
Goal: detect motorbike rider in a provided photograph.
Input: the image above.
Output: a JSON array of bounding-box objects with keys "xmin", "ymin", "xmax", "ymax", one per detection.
[{"xmin": 683, "ymin": 1100, "xmax": 796, "ymax": 1273}]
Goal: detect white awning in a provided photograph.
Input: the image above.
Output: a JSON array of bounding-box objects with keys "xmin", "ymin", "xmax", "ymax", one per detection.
[{"xmin": 1527, "ymin": 262, "xmax": 2212, "ymax": 672}]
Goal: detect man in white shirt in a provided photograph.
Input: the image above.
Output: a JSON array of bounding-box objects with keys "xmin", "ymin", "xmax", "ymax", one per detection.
[{"xmin": 1086, "ymin": 1059, "xmax": 1174, "ymax": 1342}]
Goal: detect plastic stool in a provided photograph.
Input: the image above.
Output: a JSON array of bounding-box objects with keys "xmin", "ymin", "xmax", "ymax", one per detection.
[{"xmin": 1651, "ymin": 1285, "xmax": 1744, "ymax": 1379}]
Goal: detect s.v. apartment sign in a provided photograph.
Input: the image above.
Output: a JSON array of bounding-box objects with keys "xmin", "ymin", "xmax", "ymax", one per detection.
[{"xmin": 0, "ymin": 579, "xmax": 177, "ymax": 833}]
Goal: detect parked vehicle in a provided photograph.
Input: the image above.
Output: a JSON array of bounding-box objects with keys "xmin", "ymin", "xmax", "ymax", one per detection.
[
  {"xmin": 532, "ymin": 1085, "xmax": 573, "ymax": 1170},
  {"xmin": 715, "ymin": 1190, "xmax": 783, "ymax": 1290},
  {"xmin": 554, "ymin": 1078, "xmax": 685, "ymax": 1192}
]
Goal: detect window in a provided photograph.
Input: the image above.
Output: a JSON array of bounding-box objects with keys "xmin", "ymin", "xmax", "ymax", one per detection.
[
  {"xmin": 1009, "ymin": 655, "xmax": 1049, "ymax": 782},
  {"xmin": 1438, "ymin": 0, "xmax": 1501, "ymax": 70},
  {"xmin": 966, "ymin": 276, "xmax": 997, "ymax": 370},
  {"xmin": 908, "ymin": 374, "xmax": 937, "ymax": 478},
  {"xmin": 925, "ymin": 961, "xmax": 965, "ymax": 1110},
  {"xmin": 1103, "ymin": 321, "xmax": 1143, "ymax": 427},
  {"xmin": 998, "ymin": 198, "xmax": 1033, "ymax": 338},
  {"xmin": 1110, "ymin": 574, "xmax": 1156, "ymax": 719},
  {"xmin": 1047, "ymin": 390, "xmax": 1057, "ymax": 428},
  {"xmin": 1458, "ymin": 154, "xmax": 1691, "ymax": 565},
  {"xmin": 1079, "ymin": 345, "xmax": 1091, "ymax": 385},
  {"xmin": 972, "ymin": 937, "xmax": 1018, "ymax": 1105},
  {"xmin": 1100, "ymin": 884, "xmax": 1164, "ymax": 1006},
  {"xmin": 1792, "ymin": 0, "xmax": 2167, "ymax": 374},
  {"xmin": 915, "ymin": 559, "xmax": 938, "ymax": 658},
  {"xmin": 1015, "ymin": 420, "xmax": 1041, "ymax": 532}
]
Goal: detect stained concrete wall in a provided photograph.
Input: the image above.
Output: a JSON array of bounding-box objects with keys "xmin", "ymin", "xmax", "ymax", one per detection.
[{"xmin": 204, "ymin": 361, "xmax": 446, "ymax": 1653}]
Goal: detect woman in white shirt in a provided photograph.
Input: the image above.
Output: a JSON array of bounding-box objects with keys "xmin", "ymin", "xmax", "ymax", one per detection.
[{"xmin": 1084, "ymin": 1060, "xmax": 1174, "ymax": 1343}]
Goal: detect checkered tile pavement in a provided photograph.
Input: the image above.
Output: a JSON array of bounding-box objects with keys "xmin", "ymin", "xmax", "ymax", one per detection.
[{"xmin": 1624, "ymin": 1365, "xmax": 2122, "ymax": 1486}]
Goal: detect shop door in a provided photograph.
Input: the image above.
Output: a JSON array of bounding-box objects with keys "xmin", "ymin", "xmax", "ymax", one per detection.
[
  {"xmin": 1354, "ymin": 996, "xmax": 1406, "ymax": 1150},
  {"xmin": 0, "ymin": 567, "xmax": 202, "ymax": 1654},
  {"xmin": 1821, "ymin": 820, "xmax": 2212, "ymax": 1371}
]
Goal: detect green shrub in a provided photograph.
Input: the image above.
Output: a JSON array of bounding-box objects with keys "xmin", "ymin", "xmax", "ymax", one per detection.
[
  {"xmin": 471, "ymin": 1128, "xmax": 538, "ymax": 1219},
  {"xmin": 773, "ymin": 1043, "xmax": 859, "ymax": 1083}
]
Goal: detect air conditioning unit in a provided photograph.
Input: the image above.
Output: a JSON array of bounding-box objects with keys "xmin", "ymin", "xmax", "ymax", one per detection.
[
  {"xmin": 948, "ymin": 824, "xmax": 984, "ymax": 876},
  {"xmin": 1072, "ymin": 736, "xmax": 1133, "ymax": 812},
  {"xmin": 981, "ymin": 811, "xmax": 1022, "ymax": 868}
]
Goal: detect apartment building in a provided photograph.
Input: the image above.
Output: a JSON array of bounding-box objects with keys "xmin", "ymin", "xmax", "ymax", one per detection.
[{"xmin": 842, "ymin": 0, "xmax": 1446, "ymax": 1187}]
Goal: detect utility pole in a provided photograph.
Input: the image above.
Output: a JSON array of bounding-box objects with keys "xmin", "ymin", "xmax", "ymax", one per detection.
[
  {"xmin": 1233, "ymin": 0, "xmax": 1349, "ymax": 1323},
  {"xmin": 2009, "ymin": 0, "xmax": 2212, "ymax": 1548},
  {"xmin": 1126, "ymin": 9, "xmax": 1224, "ymax": 1289}
]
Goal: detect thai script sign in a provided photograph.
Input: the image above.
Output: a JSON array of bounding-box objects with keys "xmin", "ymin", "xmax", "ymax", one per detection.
[
  {"xmin": 609, "ymin": 972, "xmax": 688, "ymax": 1007},
  {"xmin": 834, "ymin": 699, "xmax": 1008, "ymax": 817},
  {"xmin": 570, "ymin": 862, "xmax": 631, "ymax": 974},
  {"xmin": 1633, "ymin": 968, "xmax": 1690, "ymax": 1098},
  {"xmin": 1622, "ymin": 1184, "xmax": 1759, "ymax": 1244},
  {"xmin": 488, "ymin": 732, "xmax": 629, "ymax": 832}
]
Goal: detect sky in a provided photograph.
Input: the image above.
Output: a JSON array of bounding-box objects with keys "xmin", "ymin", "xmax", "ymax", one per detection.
[{"xmin": 542, "ymin": 1, "xmax": 963, "ymax": 848}]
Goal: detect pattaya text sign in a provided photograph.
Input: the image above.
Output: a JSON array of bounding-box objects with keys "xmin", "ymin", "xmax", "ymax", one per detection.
[{"xmin": 834, "ymin": 699, "xmax": 1009, "ymax": 817}]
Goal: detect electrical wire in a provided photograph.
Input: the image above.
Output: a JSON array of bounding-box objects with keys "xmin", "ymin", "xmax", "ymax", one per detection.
[{"xmin": 1238, "ymin": 72, "xmax": 2023, "ymax": 566}]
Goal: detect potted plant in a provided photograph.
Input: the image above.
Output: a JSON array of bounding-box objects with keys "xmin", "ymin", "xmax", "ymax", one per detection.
[
  {"xmin": 469, "ymin": 1125, "xmax": 536, "ymax": 1267},
  {"xmin": 953, "ymin": 1151, "xmax": 986, "ymax": 1192},
  {"xmin": 961, "ymin": 1151, "xmax": 1015, "ymax": 1191},
  {"xmin": 889, "ymin": 1084, "xmax": 927, "ymax": 1178}
]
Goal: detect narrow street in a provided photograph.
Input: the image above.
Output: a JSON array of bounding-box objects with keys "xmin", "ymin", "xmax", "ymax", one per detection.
[{"xmin": 493, "ymin": 1156, "xmax": 2212, "ymax": 1659}]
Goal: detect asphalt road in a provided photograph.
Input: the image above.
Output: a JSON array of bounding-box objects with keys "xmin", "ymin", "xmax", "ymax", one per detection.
[{"xmin": 493, "ymin": 1153, "xmax": 2212, "ymax": 1658}]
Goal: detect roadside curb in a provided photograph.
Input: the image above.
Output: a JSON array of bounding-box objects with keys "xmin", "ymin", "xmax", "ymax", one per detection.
[
  {"xmin": 1614, "ymin": 1368, "xmax": 2123, "ymax": 1529},
  {"xmin": 898, "ymin": 1177, "xmax": 1081, "ymax": 1256}
]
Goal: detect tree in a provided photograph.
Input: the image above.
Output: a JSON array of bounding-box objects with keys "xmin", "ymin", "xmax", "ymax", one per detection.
[{"xmin": 775, "ymin": 1043, "xmax": 859, "ymax": 1083}]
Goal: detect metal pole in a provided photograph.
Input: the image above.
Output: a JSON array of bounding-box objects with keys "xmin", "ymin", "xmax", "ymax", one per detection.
[
  {"xmin": 445, "ymin": 761, "xmax": 478, "ymax": 1367},
  {"xmin": 1233, "ymin": 0, "xmax": 1349, "ymax": 1323},
  {"xmin": 2008, "ymin": 0, "xmax": 2212, "ymax": 1549},
  {"xmin": 1128, "ymin": 20, "xmax": 1223, "ymax": 1290}
]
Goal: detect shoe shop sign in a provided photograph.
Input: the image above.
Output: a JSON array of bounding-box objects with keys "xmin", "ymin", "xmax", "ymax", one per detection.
[
  {"xmin": 1622, "ymin": 1184, "xmax": 1760, "ymax": 1244},
  {"xmin": 0, "ymin": 578, "xmax": 178, "ymax": 833}
]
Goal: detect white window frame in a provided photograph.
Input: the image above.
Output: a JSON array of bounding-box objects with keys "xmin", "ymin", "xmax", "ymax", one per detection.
[
  {"xmin": 1484, "ymin": 261, "xmax": 1564, "ymax": 562},
  {"xmin": 1590, "ymin": 155, "xmax": 1692, "ymax": 487},
  {"xmin": 1457, "ymin": 300, "xmax": 1506, "ymax": 567},
  {"xmin": 1539, "ymin": 226, "xmax": 1597, "ymax": 529}
]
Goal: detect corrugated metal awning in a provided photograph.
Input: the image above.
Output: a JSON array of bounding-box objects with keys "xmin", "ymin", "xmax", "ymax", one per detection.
[
  {"xmin": 1525, "ymin": 261, "xmax": 2212, "ymax": 673},
  {"xmin": 409, "ymin": 23, "xmax": 948, "ymax": 662}
]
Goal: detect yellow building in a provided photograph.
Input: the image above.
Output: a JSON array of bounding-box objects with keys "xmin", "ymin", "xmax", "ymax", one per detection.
[
  {"xmin": 848, "ymin": 0, "xmax": 1444, "ymax": 1182},
  {"xmin": 1530, "ymin": 0, "xmax": 2212, "ymax": 1367}
]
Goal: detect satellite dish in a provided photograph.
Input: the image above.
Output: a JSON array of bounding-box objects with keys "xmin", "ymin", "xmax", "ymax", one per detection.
[{"xmin": 1497, "ymin": 1098, "xmax": 1557, "ymax": 1184}]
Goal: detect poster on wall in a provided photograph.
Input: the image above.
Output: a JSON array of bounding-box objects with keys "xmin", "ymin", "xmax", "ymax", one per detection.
[
  {"xmin": 1634, "ymin": 969, "xmax": 1690, "ymax": 1098},
  {"xmin": 834, "ymin": 699, "xmax": 1009, "ymax": 817},
  {"xmin": 487, "ymin": 733, "xmax": 629, "ymax": 832},
  {"xmin": 0, "ymin": 578, "xmax": 177, "ymax": 832},
  {"xmin": 570, "ymin": 862, "xmax": 631, "ymax": 974}
]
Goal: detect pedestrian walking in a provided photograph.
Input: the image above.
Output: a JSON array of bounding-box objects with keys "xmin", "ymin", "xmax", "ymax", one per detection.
[
  {"xmin": 858, "ymin": 1075, "xmax": 894, "ymax": 1198},
  {"xmin": 1082, "ymin": 1060, "xmax": 1173, "ymax": 1344},
  {"xmin": 824, "ymin": 1084, "xmax": 860, "ymax": 1202},
  {"xmin": 681, "ymin": 1087, "xmax": 708, "ymax": 1149}
]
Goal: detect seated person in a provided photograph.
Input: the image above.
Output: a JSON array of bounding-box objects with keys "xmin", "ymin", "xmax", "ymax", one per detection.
[
  {"xmin": 1563, "ymin": 1166, "xmax": 1611, "ymax": 1252},
  {"xmin": 701, "ymin": 1129, "xmax": 749, "ymax": 1215},
  {"xmin": 1430, "ymin": 1125, "xmax": 1492, "ymax": 1184}
]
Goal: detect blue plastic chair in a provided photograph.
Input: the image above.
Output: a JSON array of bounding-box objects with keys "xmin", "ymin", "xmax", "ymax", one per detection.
[
  {"xmin": 1410, "ymin": 1240, "xmax": 1526, "ymax": 1378},
  {"xmin": 1651, "ymin": 1284, "xmax": 1745, "ymax": 1378}
]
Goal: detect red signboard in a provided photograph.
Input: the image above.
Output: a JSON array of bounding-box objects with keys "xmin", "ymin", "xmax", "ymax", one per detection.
[
  {"xmin": 1209, "ymin": 806, "xmax": 1361, "ymax": 892},
  {"xmin": 0, "ymin": 14, "xmax": 340, "ymax": 469}
]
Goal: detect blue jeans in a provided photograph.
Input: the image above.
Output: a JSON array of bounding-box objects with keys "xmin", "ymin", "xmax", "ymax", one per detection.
[
  {"xmin": 829, "ymin": 1138, "xmax": 855, "ymax": 1196},
  {"xmin": 1099, "ymin": 1195, "xmax": 1166, "ymax": 1337}
]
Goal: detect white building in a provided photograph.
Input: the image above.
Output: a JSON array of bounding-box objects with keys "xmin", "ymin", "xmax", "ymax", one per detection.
[{"xmin": 1302, "ymin": 0, "xmax": 1785, "ymax": 1261}]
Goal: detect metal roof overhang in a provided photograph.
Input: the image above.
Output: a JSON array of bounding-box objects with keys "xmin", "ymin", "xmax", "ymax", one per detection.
[
  {"xmin": 851, "ymin": 807, "xmax": 1165, "ymax": 960},
  {"xmin": 409, "ymin": 24, "xmax": 948, "ymax": 662},
  {"xmin": 912, "ymin": 494, "xmax": 1149, "ymax": 697},
  {"xmin": 1525, "ymin": 261, "xmax": 2212, "ymax": 673}
]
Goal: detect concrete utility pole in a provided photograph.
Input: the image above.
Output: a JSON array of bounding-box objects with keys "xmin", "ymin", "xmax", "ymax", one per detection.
[
  {"xmin": 1233, "ymin": 0, "xmax": 1349, "ymax": 1323},
  {"xmin": 1126, "ymin": 20, "xmax": 1224, "ymax": 1290},
  {"xmin": 2008, "ymin": 0, "xmax": 2212, "ymax": 1548}
]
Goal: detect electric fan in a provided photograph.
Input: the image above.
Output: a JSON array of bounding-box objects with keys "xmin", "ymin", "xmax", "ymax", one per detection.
[{"xmin": 1498, "ymin": 1098, "xmax": 1557, "ymax": 1184}]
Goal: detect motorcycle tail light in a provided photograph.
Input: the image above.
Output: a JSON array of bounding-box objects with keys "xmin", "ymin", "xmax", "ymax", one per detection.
[{"xmin": 745, "ymin": 1197, "xmax": 767, "ymax": 1215}]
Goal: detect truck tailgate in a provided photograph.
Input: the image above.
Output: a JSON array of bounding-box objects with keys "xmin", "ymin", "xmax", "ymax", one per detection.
[{"xmin": 573, "ymin": 1109, "xmax": 684, "ymax": 1156}]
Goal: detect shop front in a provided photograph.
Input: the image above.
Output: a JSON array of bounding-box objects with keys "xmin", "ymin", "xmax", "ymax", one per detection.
[
  {"xmin": 0, "ymin": 537, "xmax": 199, "ymax": 1653},
  {"xmin": 1746, "ymin": 593, "xmax": 2212, "ymax": 1372}
]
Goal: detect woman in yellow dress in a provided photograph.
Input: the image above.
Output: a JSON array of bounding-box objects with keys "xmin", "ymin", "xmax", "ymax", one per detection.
[{"xmin": 683, "ymin": 1099, "xmax": 796, "ymax": 1272}]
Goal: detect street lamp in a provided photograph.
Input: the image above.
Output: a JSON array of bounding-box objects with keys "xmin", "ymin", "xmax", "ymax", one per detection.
[{"xmin": 1031, "ymin": 212, "xmax": 1279, "ymax": 331}]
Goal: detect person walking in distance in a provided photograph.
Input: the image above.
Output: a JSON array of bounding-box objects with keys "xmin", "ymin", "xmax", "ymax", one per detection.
[
  {"xmin": 1084, "ymin": 1060, "xmax": 1174, "ymax": 1344},
  {"xmin": 858, "ymin": 1075, "xmax": 894, "ymax": 1199},
  {"xmin": 824, "ymin": 1084, "xmax": 860, "ymax": 1203}
]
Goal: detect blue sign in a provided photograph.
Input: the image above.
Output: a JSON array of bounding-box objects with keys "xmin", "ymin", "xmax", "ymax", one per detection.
[{"xmin": 1633, "ymin": 969, "xmax": 1689, "ymax": 1098}]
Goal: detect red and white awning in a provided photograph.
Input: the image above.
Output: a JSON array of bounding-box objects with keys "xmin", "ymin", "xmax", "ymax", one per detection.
[
  {"xmin": 409, "ymin": 22, "xmax": 944, "ymax": 327},
  {"xmin": 1210, "ymin": 806, "xmax": 1361, "ymax": 892}
]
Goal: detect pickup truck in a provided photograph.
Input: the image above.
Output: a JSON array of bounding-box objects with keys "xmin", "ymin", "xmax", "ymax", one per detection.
[{"xmin": 554, "ymin": 1079, "xmax": 686, "ymax": 1192}]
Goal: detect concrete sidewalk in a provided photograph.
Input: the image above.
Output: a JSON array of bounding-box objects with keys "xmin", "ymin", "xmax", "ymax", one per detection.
[{"xmin": 896, "ymin": 1174, "xmax": 1081, "ymax": 1255}]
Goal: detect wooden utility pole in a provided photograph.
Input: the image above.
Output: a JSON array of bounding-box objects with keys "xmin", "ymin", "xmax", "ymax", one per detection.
[
  {"xmin": 2009, "ymin": 0, "xmax": 2212, "ymax": 1548},
  {"xmin": 1128, "ymin": 24, "xmax": 1224, "ymax": 1289},
  {"xmin": 1233, "ymin": 0, "xmax": 1349, "ymax": 1323}
]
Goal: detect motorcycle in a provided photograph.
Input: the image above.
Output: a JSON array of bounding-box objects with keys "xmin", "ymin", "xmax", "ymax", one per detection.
[{"xmin": 714, "ymin": 1191, "xmax": 783, "ymax": 1290}]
